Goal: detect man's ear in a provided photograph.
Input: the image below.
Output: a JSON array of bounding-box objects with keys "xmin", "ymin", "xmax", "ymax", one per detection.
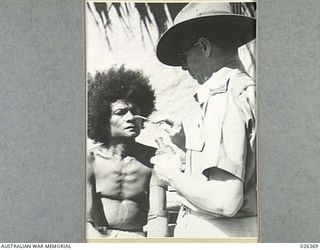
[{"xmin": 198, "ymin": 37, "xmax": 212, "ymax": 58}]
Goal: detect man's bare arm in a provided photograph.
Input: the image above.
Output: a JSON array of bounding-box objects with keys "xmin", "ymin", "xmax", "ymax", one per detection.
[
  {"xmin": 152, "ymin": 153, "xmax": 243, "ymax": 217},
  {"xmin": 86, "ymin": 152, "xmax": 103, "ymax": 238},
  {"xmin": 146, "ymin": 170, "xmax": 168, "ymax": 237},
  {"xmin": 169, "ymin": 168, "xmax": 243, "ymax": 217}
]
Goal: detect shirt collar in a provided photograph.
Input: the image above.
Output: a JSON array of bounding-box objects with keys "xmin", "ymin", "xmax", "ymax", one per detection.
[{"xmin": 194, "ymin": 61, "xmax": 244, "ymax": 105}]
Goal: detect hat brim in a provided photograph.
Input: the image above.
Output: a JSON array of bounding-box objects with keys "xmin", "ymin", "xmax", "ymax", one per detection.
[{"xmin": 156, "ymin": 15, "xmax": 256, "ymax": 66}]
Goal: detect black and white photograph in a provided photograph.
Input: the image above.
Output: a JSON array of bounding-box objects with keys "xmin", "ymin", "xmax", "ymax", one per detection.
[{"xmin": 85, "ymin": 1, "xmax": 257, "ymax": 240}]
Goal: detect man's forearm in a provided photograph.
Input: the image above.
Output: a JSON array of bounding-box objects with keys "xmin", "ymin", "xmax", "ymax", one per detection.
[{"xmin": 169, "ymin": 172, "xmax": 243, "ymax": 217}]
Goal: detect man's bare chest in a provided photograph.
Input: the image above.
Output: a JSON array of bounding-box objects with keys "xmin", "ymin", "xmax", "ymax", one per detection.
[{"xmin": 93, "ymin": 155, "xmax": 152, "ymax": 199}]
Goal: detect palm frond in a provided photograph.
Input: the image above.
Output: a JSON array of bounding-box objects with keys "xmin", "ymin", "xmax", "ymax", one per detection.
[{"xmin": 87, "ymin": 2, "xmax": 189, "ymax": 45}]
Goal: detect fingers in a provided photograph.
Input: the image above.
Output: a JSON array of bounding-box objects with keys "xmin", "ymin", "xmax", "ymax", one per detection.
[
  {"xmin": 150, "ymin": 154, "xmax": 170, "ymax": 165},
  {"xmin": 160, "ymin": 122, "xmax": 175, "ymax": 134},
  {"xmin": 156, "ymin": 118, "xmax": 175, "ymax": 127},
  {"xmin": 153, "ymin": 165, "xmax": 170, "ymax": 185},
  {"xmin": 152, "ymin": 115, "xmax": 175, "ymax": 125},
  {"xmin": 153, "ymin": 115, "xmax": 181, "ymax": 127},
  {"xmin": 150, "ymin": 156, "xmax": 157, "ymax": 165},
  {"xmin": 160, "ymin": 123, "xmax": 182, "ymax": 138}
]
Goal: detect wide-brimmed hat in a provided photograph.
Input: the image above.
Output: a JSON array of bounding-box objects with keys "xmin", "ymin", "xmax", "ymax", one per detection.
[{"xmin": 156, "ymin": 2, "xmax": 256, "ymax": 66}]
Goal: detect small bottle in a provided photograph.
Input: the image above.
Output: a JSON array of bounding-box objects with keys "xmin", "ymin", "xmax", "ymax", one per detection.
[{"xmin": 155, "ymin": 137, "xmax": 176, "ymax": 154}]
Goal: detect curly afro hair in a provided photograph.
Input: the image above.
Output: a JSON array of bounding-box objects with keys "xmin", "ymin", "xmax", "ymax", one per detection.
[{"xmin": 88, "ymin": 65, "xmax": 156, "ymax": 144}]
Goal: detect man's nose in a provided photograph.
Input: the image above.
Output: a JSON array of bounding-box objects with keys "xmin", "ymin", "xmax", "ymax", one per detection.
[{"xmin": 125, "ymin": 110, "xmax": 135, "ymax": 120}]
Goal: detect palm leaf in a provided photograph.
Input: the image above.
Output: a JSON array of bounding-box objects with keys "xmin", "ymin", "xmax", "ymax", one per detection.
[{"xmin": 88, "ymin": 2, "xmax": 255, "ymax": 46}]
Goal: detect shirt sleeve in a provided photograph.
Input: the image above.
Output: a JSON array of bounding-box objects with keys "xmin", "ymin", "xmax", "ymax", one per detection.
[{"xmin": 215, "ymin": 85, "xmax": 256, "ymax": 181}]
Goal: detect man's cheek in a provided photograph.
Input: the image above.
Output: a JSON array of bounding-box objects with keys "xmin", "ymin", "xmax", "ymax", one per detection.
[{"xmin": 137, "ymin": 120, "xmax": 143, "ymax": 128}]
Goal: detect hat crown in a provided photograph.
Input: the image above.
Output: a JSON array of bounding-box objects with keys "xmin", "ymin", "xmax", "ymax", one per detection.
[{"xmin": 174, "ymin": 3, "xmax": 233, "ymax": 25}]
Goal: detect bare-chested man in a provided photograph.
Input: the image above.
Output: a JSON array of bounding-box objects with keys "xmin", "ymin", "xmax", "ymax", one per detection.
[{"xmin": 86, "ymin": 66, "xmax": 168, "ymax": 238}]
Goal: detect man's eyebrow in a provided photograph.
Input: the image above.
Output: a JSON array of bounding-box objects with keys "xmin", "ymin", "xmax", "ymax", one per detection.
[{"xmin": 113, "ymin": 107, "xmax": 128, "ymax": 112}]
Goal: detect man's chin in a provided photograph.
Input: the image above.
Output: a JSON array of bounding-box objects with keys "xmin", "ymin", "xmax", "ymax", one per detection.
[
  {"xmin": 196, "ymin": 77, "xmax": 206, "ymax": 84},
  {"xmin": 191, "ymin": 75, "xmax": 203, "ymax": 84},
  {"xmin": 191, "ymin": 74, "xmax": 207, "ymax": 84},
  {"xmin": 125, "ymin": 131, "xmax": 140, "ymax": 138}
]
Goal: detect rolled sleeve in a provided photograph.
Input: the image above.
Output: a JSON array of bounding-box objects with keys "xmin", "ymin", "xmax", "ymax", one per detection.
[
  {"xmin": 217, "ymin": 155, "xmax": 246, "ymax": 181},
  {"xmin": 216, "ymin": 84, "xmax": 256, "ymax": 181}
]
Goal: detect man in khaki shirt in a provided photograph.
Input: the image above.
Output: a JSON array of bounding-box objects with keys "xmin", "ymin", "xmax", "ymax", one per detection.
[{"xmin": 151, "ymin": 2, "xmax": 257, "ymax": 237}]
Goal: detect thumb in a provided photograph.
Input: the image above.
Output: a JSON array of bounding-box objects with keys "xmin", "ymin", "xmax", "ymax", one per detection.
[{"xmin": 150, "ymin": 156, "xmax": 161, "ymax": 165}]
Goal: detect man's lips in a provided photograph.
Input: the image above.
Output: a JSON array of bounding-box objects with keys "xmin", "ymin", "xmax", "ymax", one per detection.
[{"xmin": 125, "ymin": 125, "xmax": 137, "ymax": 130}]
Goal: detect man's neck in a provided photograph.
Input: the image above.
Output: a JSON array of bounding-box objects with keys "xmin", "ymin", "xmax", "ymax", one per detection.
[
  {"xmin": 213, "ymin": 53, "xmax": 241, "ymax": 72},
  {"xmin": 104, "ymin": 139, "xmax": 136, "ymax": 158},
  {"xmin": 203, "ymin": 54, "xmax": 243, "ymax": 82}
]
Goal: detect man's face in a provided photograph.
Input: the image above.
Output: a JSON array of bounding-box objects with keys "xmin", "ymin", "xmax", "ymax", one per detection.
[
  {"xmin": 179, "ymin": 39, "xmax": 209, "ymax": 84},
  {"xmin": 109, "ymin": 100, "xmax": 142, "ymax": 140}
]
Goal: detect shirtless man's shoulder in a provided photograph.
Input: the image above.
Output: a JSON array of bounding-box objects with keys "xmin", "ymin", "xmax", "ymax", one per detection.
[{"xmin": 131, "ymin": 142, "xmax": 156, "ymax": 168}]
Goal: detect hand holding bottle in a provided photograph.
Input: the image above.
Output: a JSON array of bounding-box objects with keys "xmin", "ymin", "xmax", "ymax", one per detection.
[
  {"xmin": 151, "ymin": 137, "xmax": 184, "ymax": 186},
  {"xmin": 154, "ymin": 118, "xmax": 186, "ymax": 151}
]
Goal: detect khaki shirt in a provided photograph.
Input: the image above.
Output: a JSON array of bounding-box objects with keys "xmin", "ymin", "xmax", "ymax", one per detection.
[{"xmin": 183, "ymin": 66, "xmax": 257, "ymax": 217}]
